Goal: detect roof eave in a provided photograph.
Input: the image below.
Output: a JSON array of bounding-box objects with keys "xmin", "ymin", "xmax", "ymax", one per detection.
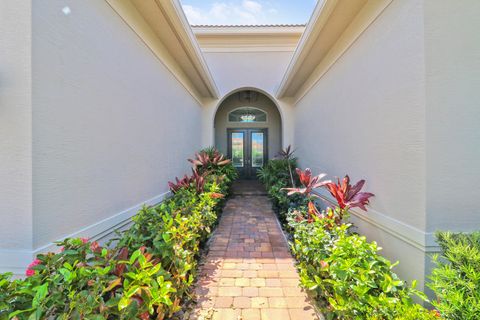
[
  {"xmin": 276, "ymin": 0, "xmax": 393, "ymax": 101},
  {"xmin": 106, "ymin": 0, "xmax": 219, "ymax": 101}
]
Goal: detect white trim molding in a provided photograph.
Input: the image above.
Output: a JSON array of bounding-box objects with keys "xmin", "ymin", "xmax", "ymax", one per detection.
[
  {"xmin": 0, "ymin": 191, "xmax": 171, "ymax": 276},
  {"xmin": 104, "ymin": 0, "xmax": 218, "ymax": 103},
  {"xmin": 192, "ymin": 25, "xmax": 305, "ymax": 53},
  {"xmin": 313, "ymin": 191, "xmax": 440, "ymax": 253},
  {"xmin": 277, "ymin": 0, "xmax": 393, "ymax": 101}
]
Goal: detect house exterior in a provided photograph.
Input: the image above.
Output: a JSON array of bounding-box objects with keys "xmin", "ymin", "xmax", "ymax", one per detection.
[{"xmin": 1, "ymin": 0, "xmax": 479, "ymax": 295}]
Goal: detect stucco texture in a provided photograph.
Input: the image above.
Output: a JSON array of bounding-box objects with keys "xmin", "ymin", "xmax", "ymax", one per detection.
[
  {"xmin": 424, "ymin": 0, "xmax": 480, "ymax": 232},
  {"xmin": 0, "ymin": 1, "xmax": 33, "ymax": 252},
  {"xmin": 293, "ymin": 0, "xmax": 428, "ymax": 288},
  {"xmin": 31, "ymin": 0, "xmax": 202, "ymax": 248},
  {"xmin": 202, "ymin": 51, "xmax": 294, "ymax": 96}
]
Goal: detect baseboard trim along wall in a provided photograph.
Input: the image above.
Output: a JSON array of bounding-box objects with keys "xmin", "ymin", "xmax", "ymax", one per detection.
[
  {"xmin": 312, "ymin": 191, "xmax": 440, "ymax": 253},
  {"xmin": 0, "ymin": 190, "xmax": 171, "ymax": 275}
]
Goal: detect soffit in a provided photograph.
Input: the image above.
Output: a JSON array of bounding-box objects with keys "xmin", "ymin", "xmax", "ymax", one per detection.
[
  {"xmin": 192, "ymin": 25, "xmax": 305, "ymax": 52},
  {"xmin": 106, "ymin": 0, "xmax": 218, "ymax": 101},
  {"xmin": 277, "ymin": 0, "xmax": 393, "ymax": 100}
]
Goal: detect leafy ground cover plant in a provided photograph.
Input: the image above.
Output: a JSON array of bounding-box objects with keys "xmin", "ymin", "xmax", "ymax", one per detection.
[
  {"xmin": 289, "ymin": 214, "xmax": 439, "ymax": 319},
  {"xmin": 0, "ymin": 149, "xmax": 236, "ymax": 320},
  {"xmin": 428, "ymin": 231, "xmax": 480, "ymax": 319},
  {"xmin": 2, "ymin": 238, "xmax": 171, "ymax": 319}
]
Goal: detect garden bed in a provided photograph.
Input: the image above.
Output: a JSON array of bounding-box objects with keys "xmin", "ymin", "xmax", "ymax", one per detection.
[
  {"xmin": 258, "ymin": 147, "xmax": 441, "ymax": 320},
  {"xmin": 0, "ymin": 148, "xmax": 237, "ymax": 320}
]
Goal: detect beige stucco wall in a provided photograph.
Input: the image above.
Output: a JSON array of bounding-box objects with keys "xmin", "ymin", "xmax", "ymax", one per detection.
[
  {"xmin": 202, "ymin": 51, "xmax": 294, "ymax": 96},
  {"xmin": 293, "ymin": 0, "xmax": 429, "ymax": 290},
  {"xmin": 424, "ymin": 0, "xmax": 480, "ymax": 233},
  {"xmin": 214, "ymin": 93, "xmax": 282, "ymax": 159},
  {"xmin": 0, "ymin": 0, "xmax": 204, "ymax": 274},
  {"xmin": 293, "ymin": 0, "xmax": 480, "ymax": 293},
  {"xmin": 31, "ymin": 0, "xmax": 202, "ymax": 249},
  {"xmin": 0, "ymin": 1, "xmax": 33, "ymax": 273}
]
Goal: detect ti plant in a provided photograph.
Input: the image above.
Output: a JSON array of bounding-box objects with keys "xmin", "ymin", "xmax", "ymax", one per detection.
[
  {"xmin": 189, "ymin": 147, "xmax": 238, "ymax": 188},
  {"xmin": 283, "ymin": 169, "xmax": 374, "ymax": 226},
  {"xmin": 168, "ymin": 175, "xmax": 192, "ymax": 193},
  {"xmin": 283, "ymin": 168, "xmax": 330, "ymax": 199},
  {"xmin": 188, "ymin": 148, "xmax": 231, "ymax": 174},
  {"xmin": 168, "ymin": 169, "xmax": 207, "ymax": 194},
  {"xmin": 325, "ymin": 175, "xmax": 374, "ymax": 222},
  {"xmin": 282, "ymin": 168, "xmax": 331, "ymax": 220},
  {"xmin": 190, "ymin": 168, "xmax": 206, "ymax": 194}
]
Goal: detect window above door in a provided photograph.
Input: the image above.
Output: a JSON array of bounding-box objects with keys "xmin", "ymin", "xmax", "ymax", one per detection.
[{"xmin": 228, "ymin": 107, "xmax": 267, "ymax": 123}]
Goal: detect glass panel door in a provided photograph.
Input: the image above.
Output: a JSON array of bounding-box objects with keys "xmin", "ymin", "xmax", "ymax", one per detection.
[
  {"xmin": 228, "ymin": 129, "xmax": 246, "ymax": 178},
  {"xmin": 251, "ymin": 132, "xmax": 264, "ymax": 168},
  {"xmin": 231, "ymin": 132, "xmax": 244, "ymax": 168},
  {"xmin": 227, "ymin": 128, "xmax": 267, "ymax": 179},
  {"xmin": 248, "ymin": 129, "xmax": 267, "ymax": 178}
]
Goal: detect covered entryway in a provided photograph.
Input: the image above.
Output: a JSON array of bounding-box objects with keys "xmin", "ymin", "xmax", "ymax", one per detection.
[{"xmin": 214, "ymin": 89, "xmax": 282, "ymax": 179}]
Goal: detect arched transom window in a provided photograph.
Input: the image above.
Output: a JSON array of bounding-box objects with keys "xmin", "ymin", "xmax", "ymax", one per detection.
[{"xmin": 228, "ymin": 107, "xmax": 267, "ymax": 123}]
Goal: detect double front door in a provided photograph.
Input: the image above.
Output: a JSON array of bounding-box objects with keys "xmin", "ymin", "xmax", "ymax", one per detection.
[{"xmin": 227, "ymin": 129, "xmax": 268, "ymax": 179}]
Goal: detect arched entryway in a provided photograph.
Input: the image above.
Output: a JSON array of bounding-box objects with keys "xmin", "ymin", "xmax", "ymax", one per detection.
[{"xmin": 214, "ymin": 89, "xmax": 283, "ymax": 179}]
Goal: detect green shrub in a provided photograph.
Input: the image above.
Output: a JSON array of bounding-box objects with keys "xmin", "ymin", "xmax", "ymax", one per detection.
[
  {"xmin": 117, "ymin": 182, "xmax": 223, "ymax": 303},
  {"xmin": 266, "ymin": 181, "xmax": 300, "ymax": 219},
  {"xmin": 288, "ymin": 212, "xmax": 440, "ymax": 319},
  {"xmin": 428, "ymin": 231, "xmax": 480, "ymax": 320},
  {"xmin": 0, "ymin": 150, "xmax": 234, "ymax": 320},
  {"xmin": 1, "ymin": 239, "xmax": 178, "ymax": 319},
  {"xmin": 258, "ymin": 158, "xmax": 306, "ymax": 222},
  {"xmin": 257, "ymin": 158, "xmax": 297, "ymax": 191},
  {"xmin": 194, "ymin": 147, "xmax": 238, "ymax": 189},
  {"xmin": 259, "ymin": 161, "xmax": 440, "ymax": 319}
]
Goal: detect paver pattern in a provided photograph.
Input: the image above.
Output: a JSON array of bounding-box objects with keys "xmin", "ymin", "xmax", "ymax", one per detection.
[{"xmin": 190, "ymin": 182, "xmax": 321, "ymax": 320}]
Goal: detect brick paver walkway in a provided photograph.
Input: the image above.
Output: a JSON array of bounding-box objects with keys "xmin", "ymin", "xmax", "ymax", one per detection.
[{"xmin": 190, "ymin": 183, "xmax": 321, "ymax": 320}]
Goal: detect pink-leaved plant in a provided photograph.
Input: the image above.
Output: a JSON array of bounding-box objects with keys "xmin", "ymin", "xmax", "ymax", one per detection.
[
  {"xmin": 325, "ymin": 175, "xmax": 374, "ymax": 211},
  {"xmin": 282, "ymin": 168, "xmax": 331, "ymax": 198}
]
